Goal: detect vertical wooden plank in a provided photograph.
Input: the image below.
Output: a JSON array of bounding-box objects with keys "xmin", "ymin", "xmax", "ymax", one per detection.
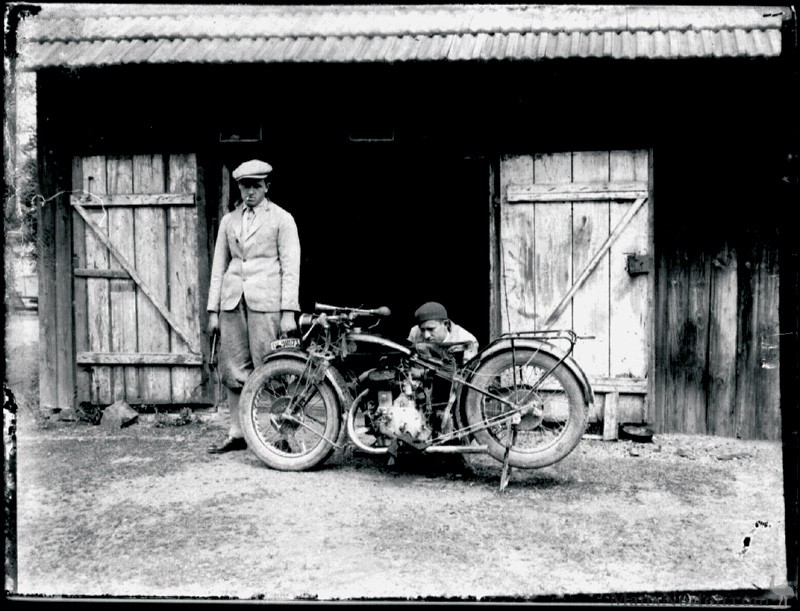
[
  {"xmin": 644, "ymin": 149, "xmax": 656, "ymax": 427},
  {"xmin": 499, "ymin": 154, "xmax": 534, "ymax": 333},
  {"xmin": 107, "ymin": 156, "xmax": 139, "ymax": 402},
  {"xmin": 656, "ymin": 248, "xmax": 684, "ymax": 433},
  {"xmin": 168, "ymin": 154, "xmax": 202, "ymax": 403},
  {"xmin": 82, "ymin": 156, "xmax": 112, "ymax": 404},
  {"xmin": 659, "ymin": 246, "xmax": 711, "ymax": 434},
  {"xmin": 194, "ymin": 158, "xmax": 215, "ymax": 404},
  {"xmin": 54, "ymin": 160, "xmax": 74, "ymax": 410},
  {"xmin": 132, "ymin": 155, "xmax": 171, "ymax": 403},
  {"xmin": 36, "ymin": 160, "xmax": 58, "ymax": 412},
  {"xmin": 735, "ymin": 239, "xmax": 757, "ymax": 439},
  {"xmin": 684, "ymin": 253, "xmax": 711, "ymax": 434},
  {"xmin": 572, "ymin": 151, "xmax": 610, "ymax": 377},
  {"xmin": 609, "ymin": 150, "xmax": 650, "ymax": 379},
  {"xmin": 734, "ymin": 234, "xmax": 782, "ymax": 440},
  {"xmin": 755, "ymin": 236, "xmax": 781, "ymax": 439},
  {"xmin": 489, "ymin": 161, "xmax": 501, "ymax": 339},
  {"xmin": 71, "ymin": 158, "xmax": 90, "ymax": 405},
  {"xmin": 533, "ymin": 153, "xmax": 572, "ymax": 329},
  {"xmin": 707, "ymin": 243, "xmax": 738, "ymax": 437}
]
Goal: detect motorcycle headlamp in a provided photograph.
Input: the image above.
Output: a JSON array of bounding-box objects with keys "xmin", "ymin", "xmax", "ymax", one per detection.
[{"xmin": 298, "ymin": 313, "xmax": 316, "ymax": 334}]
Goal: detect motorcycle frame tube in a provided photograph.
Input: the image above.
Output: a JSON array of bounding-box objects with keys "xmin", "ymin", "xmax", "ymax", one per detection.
[{"xmin": 345, "ymin": 332, "xmax": 414, "ymax": 356}]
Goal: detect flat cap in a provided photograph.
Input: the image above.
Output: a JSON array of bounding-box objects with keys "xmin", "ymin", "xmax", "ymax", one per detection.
[
  {"xmin": 232, "ymin": 159, "xmax": 273, "ymax": 181},
  {"xmin": 414, "ymin": 301, "xmax": 448, "ymax": 324}
]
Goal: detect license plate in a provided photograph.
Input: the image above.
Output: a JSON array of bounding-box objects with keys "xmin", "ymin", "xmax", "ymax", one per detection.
[{"xmin": 271, "ymin": 338, "xmax": 300, "ymax": 350}]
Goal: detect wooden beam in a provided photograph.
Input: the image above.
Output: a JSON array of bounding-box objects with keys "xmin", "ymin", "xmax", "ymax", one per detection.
[
  {"xmin": 603, "ymin": 391, "xmax": 619, "ymax": 440},
  {"xmin": 70, "ymin": 193, "xmax": 194, "ymax": 207},
  {"xmin": 544, "ymin": 196, "xmax": 648, "ymax": 329},
  {"xmin": 77, "ymin": 352, "xmax": 203, "ymax": 366},
  {"xmin": 72, "ymin": 202, "xmax": 201, "ymax": 354},
  {"xmin": 74, "ymin": 268, "xmax": 131, "ymax": 279},
  {"xmin": 508, "ymin": 181, "xmax": 648, "ymax": 203},
  {"xmin": 588, "ymin": 377, "xmax": 649, "ymax": 394}
]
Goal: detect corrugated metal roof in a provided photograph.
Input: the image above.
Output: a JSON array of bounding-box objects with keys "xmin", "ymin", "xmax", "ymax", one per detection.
[{"xmin": 16, "ymin": 4, "xmax": 790, "ymax": 69}]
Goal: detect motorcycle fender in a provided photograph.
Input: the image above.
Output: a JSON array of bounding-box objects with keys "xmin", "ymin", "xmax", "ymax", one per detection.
[
  {"xmin": 260, "ymin": 348, "xmax": 353, "ymax": 412},
  {"xmin": 466, "ymin": 338, "xmax": 595, "ymax": 406}
]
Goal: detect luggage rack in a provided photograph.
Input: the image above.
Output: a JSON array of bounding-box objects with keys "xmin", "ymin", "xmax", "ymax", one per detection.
[{"xmin": 490, "ymin": 329, "xmax": 580, "ymax": 357}]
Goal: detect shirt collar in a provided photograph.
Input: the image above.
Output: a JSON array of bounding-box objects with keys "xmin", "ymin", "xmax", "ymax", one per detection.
[{"xmin": 241, "ymin": 198, "xmax": 270, "ymax": 213}]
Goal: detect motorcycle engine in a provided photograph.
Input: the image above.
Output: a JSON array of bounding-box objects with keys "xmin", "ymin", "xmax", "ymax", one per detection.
[{"xmin": 367, "ymin": 367, "xmax": 433, "ymax": 444}]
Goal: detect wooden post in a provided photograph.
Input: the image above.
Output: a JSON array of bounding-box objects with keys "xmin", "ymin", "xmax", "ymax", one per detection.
[
  {"xmin": 603, "ymin": 392, "xmax": 619, "ymax": 441},
  {"xmin": 36, "ymin": 74, "xmax": 59, "ymax": 415}
]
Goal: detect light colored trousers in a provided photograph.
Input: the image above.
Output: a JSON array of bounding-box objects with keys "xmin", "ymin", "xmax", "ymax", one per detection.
[{"xmin": 219, "ymin": 298, "xmax": 281, "ymax": 438}]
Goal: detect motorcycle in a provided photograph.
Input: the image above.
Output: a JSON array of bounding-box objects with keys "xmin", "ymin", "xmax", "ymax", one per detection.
[{"xmin": 239, "ymin": 303, "xmax": 594, "ymax": 486}]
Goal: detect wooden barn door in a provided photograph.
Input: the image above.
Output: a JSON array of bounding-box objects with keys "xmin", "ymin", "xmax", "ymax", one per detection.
[
  {"xmin": 71, "ymin": 154, "xmax": 210, "ymax": 406},
  {"xmin": 495, "ymin": 150, "xmax": 653, "ymax": 428}
]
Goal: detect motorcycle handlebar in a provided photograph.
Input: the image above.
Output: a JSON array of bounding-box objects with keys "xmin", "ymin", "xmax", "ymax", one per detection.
[{"xmin": 314, "ymin": 303, "xmax": 391, "ymax": 318}]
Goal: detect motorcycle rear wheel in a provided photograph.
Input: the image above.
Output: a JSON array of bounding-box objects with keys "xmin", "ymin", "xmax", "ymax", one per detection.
[
  {"xmin": 240, "ymin": 358, "xmax": 341, "ymax": 471},
  {"xmin": 464, "ymin": 349, "xmax": 587, "ymax": 469}
]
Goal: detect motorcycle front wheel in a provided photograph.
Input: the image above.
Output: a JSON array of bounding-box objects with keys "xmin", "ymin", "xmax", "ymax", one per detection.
[
  {"xmin": 240, "ymin": 358, "xmax": 341, "ymax": 471},
  {"xmin": 464, "ymin": 349, "xmax": 588, "ymax": 469}
]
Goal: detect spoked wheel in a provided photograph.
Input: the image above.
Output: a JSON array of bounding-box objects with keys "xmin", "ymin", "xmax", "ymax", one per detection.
[
  {"xmin": 464, "ymin": 349, "xmax": 588, "ymax": 469},
  {"xmin": 240, "ymin": 358, "xmax": 341, "ymax": 471},
  {"xmin": 345, "ymin": 390, "xmax": 390, "ymax": 455}
]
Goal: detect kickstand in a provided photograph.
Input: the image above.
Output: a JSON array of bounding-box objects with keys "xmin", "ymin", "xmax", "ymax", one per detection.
[
  {"xmin": 499, "ymin": 420, "xmax": 518, "ymax": 492},
  {"xmin": 387, "ymin": 438, "xmax": 400, "ymax": 467}
]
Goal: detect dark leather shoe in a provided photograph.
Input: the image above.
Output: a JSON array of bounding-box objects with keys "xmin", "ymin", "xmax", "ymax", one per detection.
[{"xmin": 207, "ymin": 436, "xmax": 247, "ymax": 454}]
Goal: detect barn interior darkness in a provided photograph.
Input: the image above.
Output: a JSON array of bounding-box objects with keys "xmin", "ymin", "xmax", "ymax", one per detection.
[{"xmin": 39, "ymin": 57, "xmax": 792, "ymax": 348}]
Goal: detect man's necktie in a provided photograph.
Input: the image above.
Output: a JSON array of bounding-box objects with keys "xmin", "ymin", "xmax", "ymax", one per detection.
[{"xmin": 242, "ymin": 207, "xmax": 254, "ymax": 236}]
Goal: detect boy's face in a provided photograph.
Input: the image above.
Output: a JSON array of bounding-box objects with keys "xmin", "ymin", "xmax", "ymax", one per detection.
[{"xmin": 419, "ymin": 319, "xmax": 448, "ymax": 342}]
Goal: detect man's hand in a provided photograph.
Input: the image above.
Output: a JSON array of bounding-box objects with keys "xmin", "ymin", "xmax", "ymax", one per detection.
[
  {"xmin": 280, "ymin": 311, "xmax": 298, "ymax": 335},
  {"xmin": 207, "ymin": 312, "xmax": 219, "ymax": 336}
]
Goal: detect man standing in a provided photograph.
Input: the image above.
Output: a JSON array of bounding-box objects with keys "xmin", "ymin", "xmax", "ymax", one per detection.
[{"xmin": 206, "ymin": 159, "xmax": 300, "ymax": 453}]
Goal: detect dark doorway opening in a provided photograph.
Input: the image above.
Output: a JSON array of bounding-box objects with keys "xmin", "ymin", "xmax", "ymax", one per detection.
[
  {"xmin": 212, "ymin": 63, "xmax": 492, "ymax": 346},
  {"xmin": 285, "ymin": 142, "xmax": 490, "ymax": 345}
]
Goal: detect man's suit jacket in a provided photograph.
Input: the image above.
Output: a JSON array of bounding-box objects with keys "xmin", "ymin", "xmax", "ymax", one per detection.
[{"xmin": 207, "ymin": 199, "xmax": 300, "ymax": 313}]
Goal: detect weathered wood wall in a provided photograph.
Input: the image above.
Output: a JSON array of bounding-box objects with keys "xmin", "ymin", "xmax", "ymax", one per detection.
[{"xmin": 652, "ymin": 149, "xmax": 782, "ymax": 440}]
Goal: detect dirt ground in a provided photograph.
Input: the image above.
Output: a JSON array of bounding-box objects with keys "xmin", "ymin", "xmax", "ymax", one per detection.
[{"xmin": 4, "ymin": 314, "xmax": 791, "ymax": 602}]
